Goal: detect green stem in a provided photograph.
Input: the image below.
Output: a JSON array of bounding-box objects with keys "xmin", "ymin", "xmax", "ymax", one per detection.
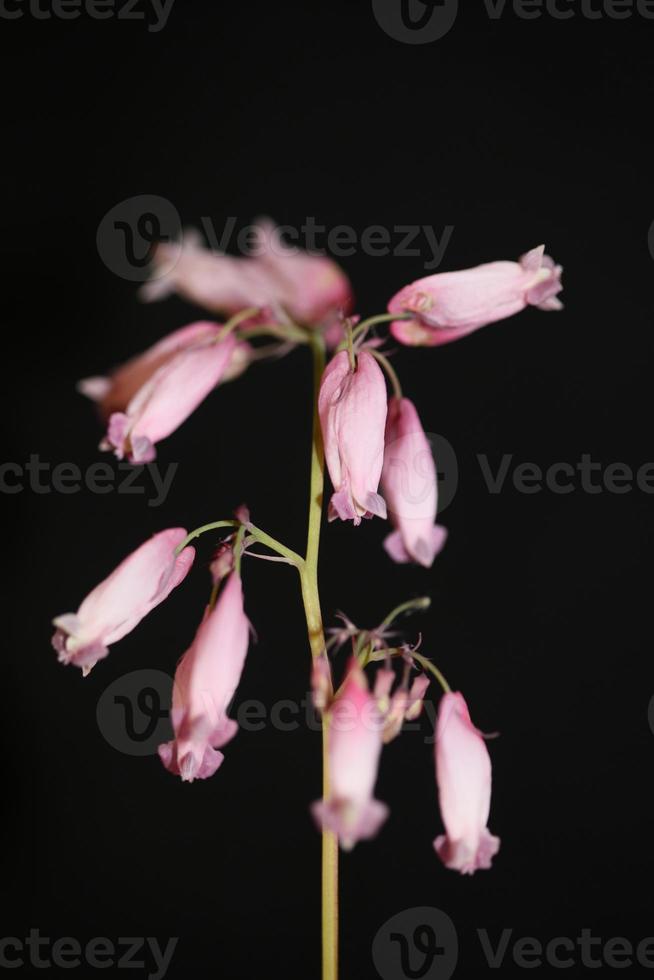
[
  {"xmin": 217, "ymin": 306, "xmax": 261, "ymax": 340},
  {"xmin": 298, "ymin": 332, "xmax": 338, "ymax": 980},
  {"xmin": 176, "ymin": 519, "xmax": 303, "ymax": 567},
  {"xmin": 411, "ymin": 651, "xmax": 452, "ymax": 695},
  {"xmin": 237, "ymin": 321, "xmax": 309, "ymax": 344},
  {"xmin": 370, "ymin": 349, "xmax": 403, "ymax": 400},
  {"xmin": 349, "ymin": 311, "xmax": 411, "ymax": 343},
  {"xmin": 379, "ymin": 596, "xmax": 431, "ymax": 632},
  {"xmin": 233, "ymin": 524, "xmax": 247, "ymax": 576}
]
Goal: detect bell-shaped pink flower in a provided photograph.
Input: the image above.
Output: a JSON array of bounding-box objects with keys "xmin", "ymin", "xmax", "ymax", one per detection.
[
  {"xmin": 158, "ymin": 571, "xmax": 250, "ymax": 782},
  {"xmin": 141, "ymin": 222, "xmax": 352, "ymax": 327},
  {"xmin": 52, "ymin": 528, "xmax": 195, "ymax": 675},
  {"xmin": 434, "ymin": 692, "xmax": 500, "ymax": 875},
  {"xmin": 318, "ymin": 350, "xmax": 388, "ymax": 524},
  {"xmin": 311, "ymin": 659, "xmax": 388, "ymax": 849},
  {"xmin": 388, "ymin": 245, "xmax": 563, "ymax": 346},
  {"xmin": 381, "ymin": 396, "xmax": 448, "ymax": 567},
  {"xmin": 139, "ymin": 230, "xmax": 275, "ymax": 314},
  {"xmin": 100, "ymin": 333, "xmax": 239, "ymax": 463},
  {"xmin": 78, "ymin": 321, "xmax": 251, "ymax": 419}
]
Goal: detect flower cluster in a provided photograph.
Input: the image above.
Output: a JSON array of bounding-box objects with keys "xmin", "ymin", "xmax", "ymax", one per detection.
[{"xmin": 53, "ymin": 222, "xmax": 563, "ymax": 876}]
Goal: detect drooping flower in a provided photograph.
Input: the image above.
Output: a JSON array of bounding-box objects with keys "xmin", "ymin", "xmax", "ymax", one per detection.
[
  {"xmin": 434, "ymin": 692, "xmax": 500, "ymax": 875},
  {"xmin": 159, "ymin": 571, "xmax": 250, "ymax": 782},
  {"xmin": 388, "ymin": 245, "xmax": 563, "ymax": 346},
  {"xmin": 381, "ymin": 396, "xmax": 448, "ymax": 567},
  {"xmin": 78, "ymin": 321, "xmax": 251, "ymax": 419},
  {"xmin": 52, "ymin": 528, "xmax": 195, "ymax": 675},
  {"xmin": 318, "ymin": 349, "xmax": 388, "ymax": 524},
  {"xmin": 140, "ymin": 221, "xmax": 352, "ymax": 328},
  {"xmin": 139, "ymin": 229, "xmax": 275, "ymax": 315},
  {"xmin": 251, "ymin": 219, "xmax": 352, "ymax": 324},
  {"xmin": 311, "ymin": 659, "xmax": 388, "ymax": 849},
  {"xmin": 100, "ymin": 333, "xmax": 239, "ymax": 463}
]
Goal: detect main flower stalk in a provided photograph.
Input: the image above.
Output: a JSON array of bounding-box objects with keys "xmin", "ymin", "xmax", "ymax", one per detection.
[{"xmin": 298, "ymin": 332, "xmax": 338, "ymax": 980}]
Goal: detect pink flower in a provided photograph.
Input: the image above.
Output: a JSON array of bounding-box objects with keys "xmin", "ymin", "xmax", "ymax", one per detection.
[
  {"xmin": 100, "ymin": 333, "xmax": 239, "ymax": 463},
  {"xmin": 140, "ymin": 222, "xmax": 352, "ymax": 327},
  {"xmin": 78, "ymin": 321, "xmax": 251, "ymax": 419},
  {"xmin": 381, "ymin": 397, "xmax": 448, "ymax": 567},
  {"xmin": 139, "ymin": 230, "xmax": 274, "ymax": 315},
  {"xmin": 158, "ymin": 572, "xmax": 250, "ymax": 782},
  {"xmin": 434, "ymin": 692, "xmax": 500, "ymax": 875},
  {"xmin": 251, "ymin": 219, "xmax": 352, "ymax": 324},
  {"xmin": 318, "ymin": 350, "xmax": 388, "ymax": 524},
  {"xmin": 52, "ymin": 528, "xmax": 195, "ymax": 675},
  {"xmin": 311, "ymin": 659, "xmax": 388, "ymax": 849},
  {"xmin": 388, "ymin": 245, "xmax": 563, "ymax": 346}
]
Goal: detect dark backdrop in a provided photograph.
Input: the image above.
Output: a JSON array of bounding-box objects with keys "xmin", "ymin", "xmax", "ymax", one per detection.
[{"xmin": 2, "ymin": 3, "xmax": 653, "ymax": 978}]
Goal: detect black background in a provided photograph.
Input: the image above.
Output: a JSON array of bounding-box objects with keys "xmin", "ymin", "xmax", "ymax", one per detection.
[{"xmin": 2, "ymin": 2, "xmax": 653, "ymax": 977}]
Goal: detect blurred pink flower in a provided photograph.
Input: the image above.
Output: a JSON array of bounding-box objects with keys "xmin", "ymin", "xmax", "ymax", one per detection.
[
  {"xmin": 139, "ymin": 229, "xmax": 273, "ymax": 315},
  {"xmin": 52, "ymin": 528, "xmax": 194, "ymax": 675},
  {"xmin": 382, "ymin": 396, "xmax": 447, "ymax": 567},
  {"xmin": 318, "ymin": 349, "xmax": 388, "ymax": 524},
  {"xmin": 389, "ymin": 245, "xmax": 563, "ymax": 346},
  {"xmin": 100, "ymin": 333, "xmax": 239, "ymax": 463},
  {"xmin": 78, "ymin": 321, "xmax": 251, "ymax": 419},
  {"xmin": 159, "ymin": 572, "xmax": 250, "ymax": 782},
  {"xmin": 140, "ymin": 221, "xmax": 352, "ymax": 327},
  {"xmin": 434, "ymin": 692, "xmax": 500, "ymax": 874},
  {"xmin": 311, "ymin": 659, "xmax": 388, "ymax": 849},
  {"xmin": 251, "ymin": 219, "xmax": 352, "ymax": 324}
]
